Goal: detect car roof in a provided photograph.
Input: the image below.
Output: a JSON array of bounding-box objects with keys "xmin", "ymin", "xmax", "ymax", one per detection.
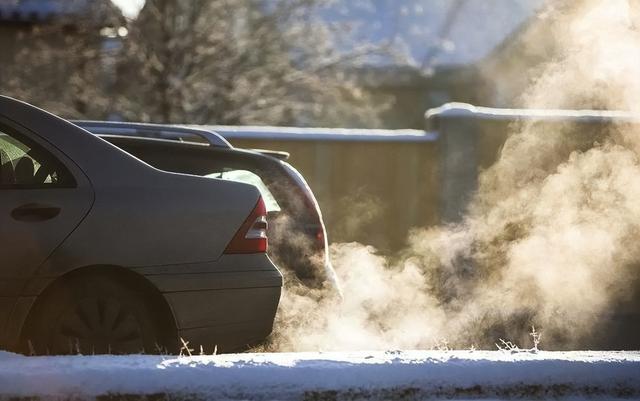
[
  {"xmin": 73, "ymin": 120, "xmax": 233, "ymax": 149},
  {"xmin": 99, "ymin": 134, "xmax": 289, "ymax": 165},
  {"xmin": 100, "ymin": 134, "xmax": 318, "ymax": 208}
]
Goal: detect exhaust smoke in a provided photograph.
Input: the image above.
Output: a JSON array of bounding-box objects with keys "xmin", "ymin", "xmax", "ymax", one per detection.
[{"xmin": 269, "ymin": 0, "xmax": 640, "ymax": 351}]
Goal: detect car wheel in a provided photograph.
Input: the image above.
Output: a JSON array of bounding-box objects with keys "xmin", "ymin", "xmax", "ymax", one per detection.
[{"xmin": 24, "ymin": 273, "xmax": 167, "ymax": 355}]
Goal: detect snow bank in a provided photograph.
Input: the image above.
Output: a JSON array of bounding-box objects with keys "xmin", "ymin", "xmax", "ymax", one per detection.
[
  {"xmin": 0, "ymin": 350, "xmax": 638, "ymax": 400},
  {"xmin": 425, "ymin": 102, "xmax": 640, "ymax": 122}
]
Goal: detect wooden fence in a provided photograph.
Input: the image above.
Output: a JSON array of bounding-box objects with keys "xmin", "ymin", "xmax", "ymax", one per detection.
[{"xmin": 196, "ymin": 104, "xmax": 634, "ymax": 251}]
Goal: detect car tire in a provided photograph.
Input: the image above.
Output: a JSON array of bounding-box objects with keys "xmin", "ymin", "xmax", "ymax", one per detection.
[{"xmin": 23, "ymin": 273, "xmax": 169, "ymax": 355}]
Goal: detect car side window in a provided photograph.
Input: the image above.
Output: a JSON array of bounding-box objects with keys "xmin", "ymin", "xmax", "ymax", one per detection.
[
  {"xmin": 207, "ymin": 169, "xmax": 281, "ymax": 213},
  {"xmin": 0, "ymin": 126, "xmax": 75, "ymax": 189}
]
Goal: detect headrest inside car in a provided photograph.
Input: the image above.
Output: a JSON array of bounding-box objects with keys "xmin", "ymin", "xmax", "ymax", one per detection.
[{"xmin": 15, "ymin": 157, "xmax": 35, "ymax": 185}]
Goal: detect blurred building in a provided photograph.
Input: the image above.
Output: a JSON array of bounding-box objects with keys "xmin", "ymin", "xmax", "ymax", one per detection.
[
  {"xmin": 0, "ymin": 0, "xmax": 126, "ymax": 120},
  {"xmin": 477, "ymin": 6, "xmax": 561, "ymax": 108},
  {"xmin": 348, "ymin": 63, "xmax": 484, "ymax": 129},
  {"xmin": 323, "ymin": 0, "xmax": 544, "ymax": 128},
  {"xmin": 0, "ymin": 0, "xmax": 123, "ymax": 80}
]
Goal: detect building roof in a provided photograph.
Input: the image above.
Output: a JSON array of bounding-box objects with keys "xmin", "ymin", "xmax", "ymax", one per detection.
[{"xmin": 0, "ymin": 0, "xmax": 119, "ymax": 22}]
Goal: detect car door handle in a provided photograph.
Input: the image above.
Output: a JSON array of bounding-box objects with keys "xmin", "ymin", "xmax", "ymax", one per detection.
[{"xmin": 11, "ymin": 203, "xmax": 61, "ymax": 222}]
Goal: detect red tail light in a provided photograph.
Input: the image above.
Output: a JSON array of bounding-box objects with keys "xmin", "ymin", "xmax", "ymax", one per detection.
[
  {"xmin": 315, "ymin": 227, "xmax": 325, "ymax": 250},
  {"xmin": 224, "ymin": 197, "xmax": 268, "ymax": 254}
]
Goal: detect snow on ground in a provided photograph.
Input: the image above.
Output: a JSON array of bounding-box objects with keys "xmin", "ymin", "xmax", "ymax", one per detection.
[{"xmin": 0, "ymin": 350, "xmax": 639, "ymax": 400}]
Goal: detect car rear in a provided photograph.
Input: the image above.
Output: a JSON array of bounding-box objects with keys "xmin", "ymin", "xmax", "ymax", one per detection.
[
  {"xmin": 89, "ymin": 171, "xmax": 284, "ymax": 353},
  {"xmin": 140, "ymin": 190, "xmax": 283, "ymax": 353}
]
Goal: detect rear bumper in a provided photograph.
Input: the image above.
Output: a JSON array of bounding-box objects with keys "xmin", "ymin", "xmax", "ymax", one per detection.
[
  {"xmin": 166, "ymin": 286, "xmax": 281, "ymax": 352},
  {"xmin": 138, "ymin": 253, "xmax": 282, "ymax": 352}
]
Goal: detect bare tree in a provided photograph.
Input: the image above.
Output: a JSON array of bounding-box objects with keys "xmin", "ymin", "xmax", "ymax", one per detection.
[
  {"xmin": 0, "ymin": 0, "xmax": 391, "ymax": 127},
  {"xmin": 117, "ymin": 0, "xmax": 390, "ymax": 127}
]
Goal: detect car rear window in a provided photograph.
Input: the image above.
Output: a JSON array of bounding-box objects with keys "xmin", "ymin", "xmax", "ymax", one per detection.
[{"xmin": 206, "ymin": 169, "xmax": 281, "ymax": 212}]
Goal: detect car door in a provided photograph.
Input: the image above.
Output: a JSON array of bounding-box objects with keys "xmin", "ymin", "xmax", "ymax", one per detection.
[{"xmin": 0, "ymin": 118, "xmax": 94, "ymax": 331}]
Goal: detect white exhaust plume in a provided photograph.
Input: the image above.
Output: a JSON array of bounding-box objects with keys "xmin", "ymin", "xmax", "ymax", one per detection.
[{"xmin": 269, "ymin": 0, "xmax": 640, "ymax": 351}]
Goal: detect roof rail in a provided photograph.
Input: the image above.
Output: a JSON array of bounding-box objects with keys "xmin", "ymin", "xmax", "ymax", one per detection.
[
  {"xmin": 73, "ymin": 121, "xmax": 233, "ymax": 149},
  {"xmin": 251, "ymin": 149, "xmax": 290, "ymax": 160}
]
